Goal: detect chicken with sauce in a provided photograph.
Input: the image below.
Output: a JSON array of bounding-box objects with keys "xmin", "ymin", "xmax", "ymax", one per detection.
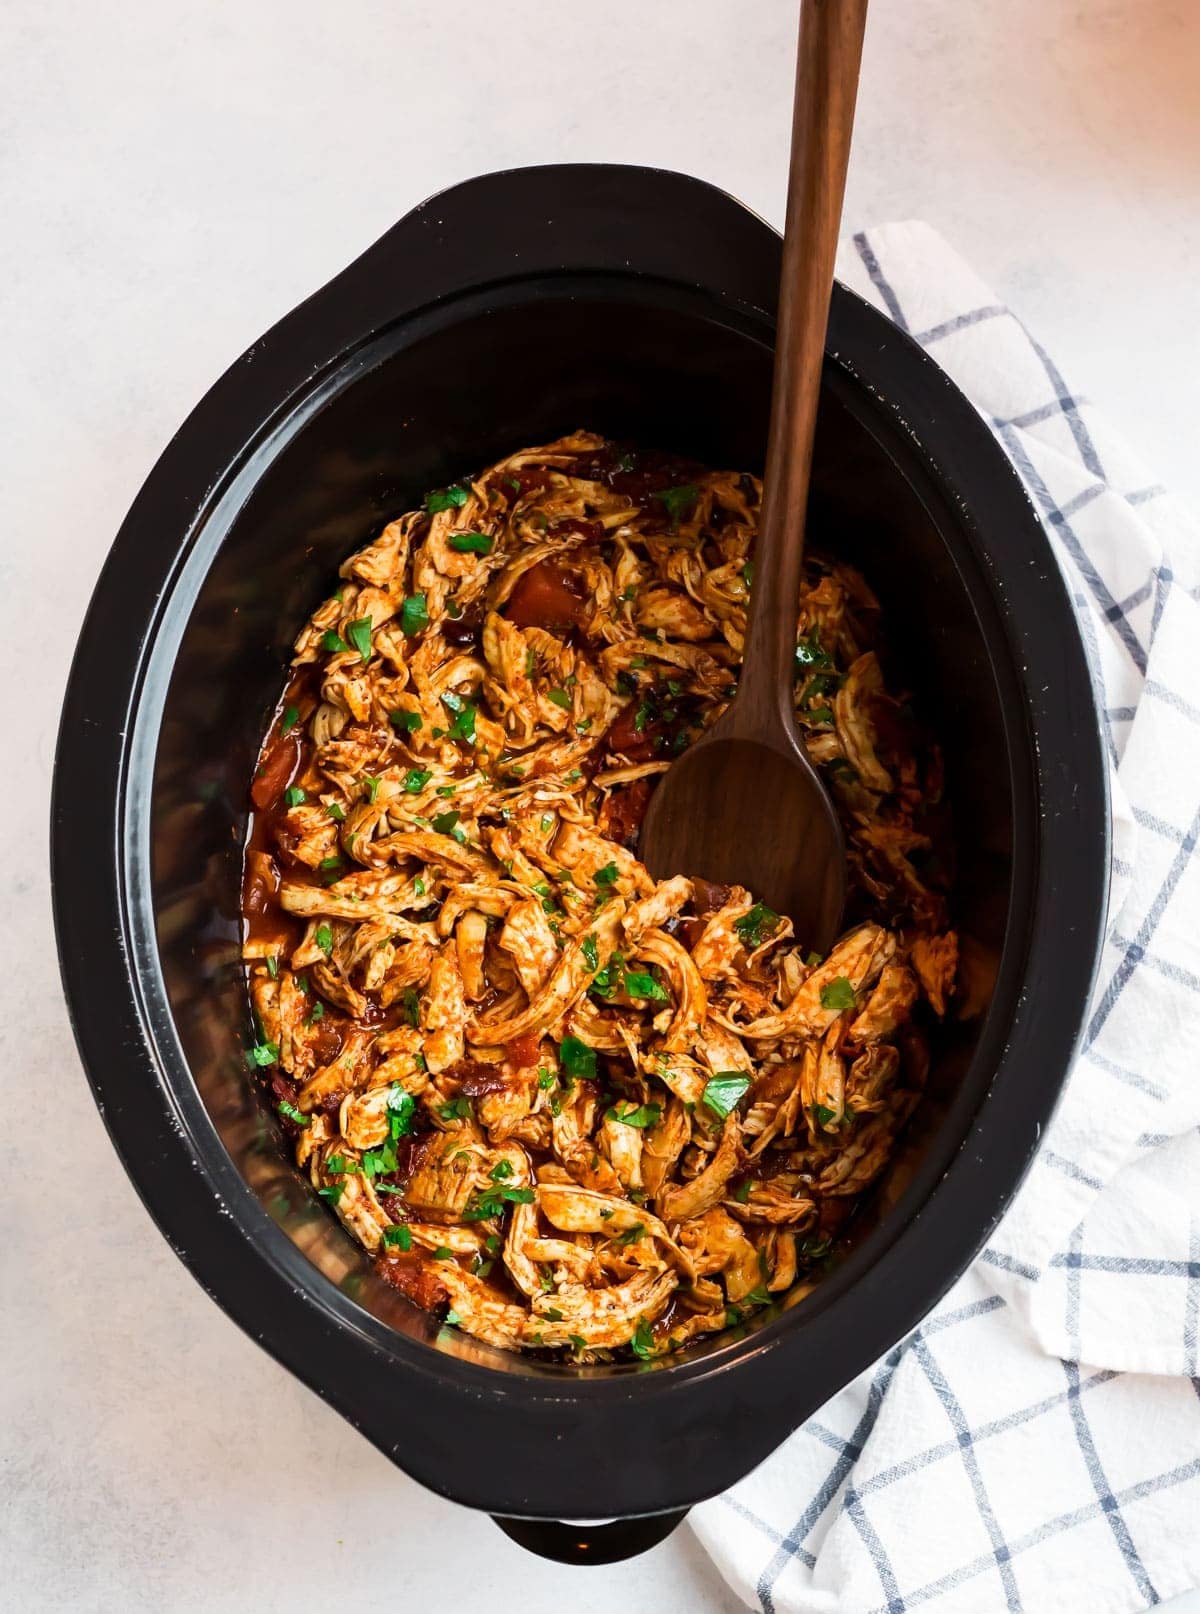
[{"xmin": 242, "ymin": 431, "xmax": 956, "ymax": 1361}]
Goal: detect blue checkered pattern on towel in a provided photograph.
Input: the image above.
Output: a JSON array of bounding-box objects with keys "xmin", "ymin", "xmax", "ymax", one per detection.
[{"xmin": 690, "ymin": 223, "xmax": 1200, "ymax": 1614}]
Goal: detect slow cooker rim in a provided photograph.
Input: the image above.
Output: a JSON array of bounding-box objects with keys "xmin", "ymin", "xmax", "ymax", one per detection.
[{"xmin": 51, "ymin": 164, "xmax": 1109, "ymax": 1517}]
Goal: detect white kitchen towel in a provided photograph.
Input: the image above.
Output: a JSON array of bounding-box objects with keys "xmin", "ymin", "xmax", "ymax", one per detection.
[{"xmin": 690, "ymin": 223, "xmax": 1200, "ymax": 1614}]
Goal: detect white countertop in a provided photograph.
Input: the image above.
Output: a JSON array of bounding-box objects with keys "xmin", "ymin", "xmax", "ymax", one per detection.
[{"xmin": 4, "ymin": 1, "xmax": 1198, "ymax": 1608}]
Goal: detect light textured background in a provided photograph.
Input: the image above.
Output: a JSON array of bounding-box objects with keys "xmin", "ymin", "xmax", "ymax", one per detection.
[{"xmin": 3, "ymin": 1, "xmax": 1198, "ymax": 1609}]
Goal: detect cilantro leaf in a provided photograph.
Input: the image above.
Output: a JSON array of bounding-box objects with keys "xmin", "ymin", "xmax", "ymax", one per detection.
[
  {"xmin": 389, "ymin": 709, "xmax": 422, "ymax": 732},
  {"xmin": 606, "ymin": 1101, "xmax": 662, "ymax": 1130},
  {"xmin": 581, "ymin": 932, "xmax": 599, "ymax": 973},
  {"xmin": 819, "ymin": 976, "xmax": 857, "ymax": 1011},
  {"xmin": 559, "ymin": 1035, "xmax": 597, "ymax": 1081},
  {"xmin": 594, "ymin": 862, "xmax": 619, "ymax": 887},
  {"xmin": 280, "ymin": 704, "xmax": 300, "ymax": 735},
  {"xmin": 277, "ymin": 1098, "xmax": 307, "ymax": 1125},
  {"xmin": 653, "ymin": 482, "xmax": 700, "ymax": 529},
  {"xmin": 382, "ymin": 1223, "xmax": 412, "ymax": 1250},
  {"xmin": 315, "ymin": 923, "xmax": 334, "ymax": 956},
  {"xmin": 448, "ymin": 531, "xmax": 493, "ymax": 554},
  {"xmin": 400, "ymin": 593, "xmax": 429, "ymax": 636},
  {"xmin": 622, "ymin": 969, "xmax": 668, "ymax": 1003},
  {"xmin": 425, "ymin": 485, "xmax": 470, "ymax": 514},
  {"xmin": 702, "ymin": 1071, "xmax": 752, "ymax": 1119},
  {"xmin": 321, "ymin": 630, "xmax": 349, "ymax": 654},
  {"xmin": 734, "ymin": 902, "xmax": 780, "ymax": 949},
  {"xmin": 403, "ymin": 768, "xmax": 431, "ymax": 794},
  {"xmin": 346, "ymin": 616, "xmax": 372, "ymax": 661},
  {"xmin": 248, "ymin": 1040, "xmax": 279, "ymax": 1068},
  {"xmin": 630, "ymin": 1319, "xmax": 656, "ymax": 1359},
  {"xmin": 283, "ymin": 785, "xmax": 306, "ymax": 808}
]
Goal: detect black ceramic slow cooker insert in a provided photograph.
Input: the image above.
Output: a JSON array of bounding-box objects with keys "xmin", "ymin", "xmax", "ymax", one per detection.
[{"xmin": 52, "ymin": 165, "xmax": 1108, "ymax": 1563}]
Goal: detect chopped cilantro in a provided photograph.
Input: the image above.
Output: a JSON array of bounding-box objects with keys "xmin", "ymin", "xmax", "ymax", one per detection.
[
  {"xmin": 448, "ymin": 531, "xmax": 493, "ymax": 554},
  {"xmin": 317, "ymin": 1182, "xmax": 344, "ymax": 1205},
  {"xmin": 808, "ymin": 705, "xmax": 835, "ymax": 724},
  {"xmin": 248, "ymin": 1040, "xmax": 279, "ymax": 1068},
  {"xmin": 433, "ymin": 1246, "xmax": 452, "ymax": 1260},
  {"xmin": 543, "ymin": 1307, "xmax": 564, "ymax": 1321},
  {"xmin": 734, "ymin": 902, "xmax": 780, "ymax": 949},
  {"xmin": 537, "ymin": 1067, "xmax": 555, "ymax": 1090},
  {"xmin": 431, "ymin": 809, "xmax": 463, "ymax": 839},
  {"xmin": 795, "ymin": 631, "xmax": 833, "ymax": 671},
  {"xmin": 594, "ymin": 862, "xmax": 619, "ymax": 887},
  {"xmin": 400, "ymin": 987, "xmax": 420, "ymax": 1028},
  {"xmin": 734, "ymin": 1179, "xmax": 753, "ymax": 1203},
  {"xmin": 403, "ymin": 767, "xmax": 431, "ymax": 794},
  {"xmin": 441, "ymin": 692, "xmax": 477, "ymax": 742},
  {"xmin": 386, "ymin": 1085, "xmax": 416, "ymax": 1138},
  {"xmin": 568, "ymin": 1333, "xmax": 588, "ymax": 1351},
  {"xmin": 382, "ymin": 1224, "xmax": 412, "ymax": 1250},
  {"xmin": 559, "ymin": 1035, "xmax": 597, "ymax": 1081},
  {"xmin": 306, "ymin": 1001, "xmax": 324, "ymax": 1026},
  {"xmin": 277, "ymin": 1098, "xmax": 307, "ymax": 1125},
  {"xmin": 463, "ymin": 1185, "xmax": 535, "ymax": 1222},
  {"xmin": 438, "ymin": 1096, "xmax": 473, "ymax": 1122},
  {"xmin": 444, "ymin": 1309, "xmax": 463, "ymax": 1326},
  {"xmin": 400, "ymin": 593, "xmax": 429, "ymax": 636},
  {"xmin": 389, "ymin": 708, "xmax": 422, "ymax": 732},
  {"xmin": 315, "ymin": 923, "xmax": 334, "ymax": 956},
  {"xmin": 489, "ymin": 1159, "xmax": 514, "ymax": 1182},
  {"xmin": 266, "ymin": 955, "xmax": 279, "ymax": 979},
  {"xmin": 425, "ymin": 485, "xmax": 470, "ymax": 514},
  {"xmin": 346, "ymin": 616, "xmax": 372, "ymax": 661},
  {"xmin": 606, "ymin": 1101, "xmax": 662, "ymax": 1130},
  {"xmin": 365, "ymin": 775, "xmax": 381, "ymax": 803},
  {"xmin": 630, "ymin": 1319, "xmax": 656, "ymax": 1359},
  {"xmin": 546, "ymin": 688, "xmax": 571, "ymax": 709},
  {"xmin": 321, "ymin": 630, "xmax": 349, "ymax": 654},
  {"xmin": 805, "ymin": 950, "xmax": 824, "ymax": 966},
  {"xmin": 621, "ymin": 969, "xmax": 668, "ymax": 1003},
  {"xmin": 413, "ymin": 876, "xmax": 427, "ymax": 896},
  {"xmin": 819, "ymin": 976, "xmax": 857, "ymax": 1011},
  {"xmin": 654, "ymin": 482, "xmax": 700, "ymax": 529},
  {"xmin": 565, "ymin": 768, "xmax": 582, "ymax": 783},
  {"xmin": 702, "ymin": 1071, "xmax": 751, "ymax": 1119},
  {"xmin": 326, "ymin": 801, "xmax": 345, "ymax": 822},
  {"xmin": 280, "ymin": 704, "xmax": 300, "ymax": 735},
  {"xmin": 283, "ymin": 785, "xmax": 306, "ymax": 808},
  {"xmin": 813, "ymin": 1102, "xmax": 839, "ymax": 1126},
  {"xmin": 581, "ymin": 932, "xmax": 599, "ymax": 973},
  {"xmin": 614, "ymin": 1223, "xmax": 646, "ymax": 1246}
]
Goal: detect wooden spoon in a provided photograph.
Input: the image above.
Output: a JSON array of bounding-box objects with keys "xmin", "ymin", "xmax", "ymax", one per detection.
[{"xmin": 639, "ymin": 0, "xmax": 868, "ymax": 953}]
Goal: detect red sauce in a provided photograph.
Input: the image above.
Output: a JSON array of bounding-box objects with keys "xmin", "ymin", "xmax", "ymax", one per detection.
[
  {"xmin": 456, "ymin": 1060, "xmax": 515, "ymax": 1098},
  {"xmin": 251, "ymin": 730, "xmax": 301, "ymax": 810},
  {"xmin": 505, "ymin": 559, "xmax": 588, "ymax": 633},
  {"xmin": 603, "ymin": 702, "xmax": 658, "ymax": 764},
  {"xmin": 504, "ymin": 1030, "xmax": 541, "ymax": 1070},
  {"xmin": 375, "ymin": 1254, "xmax": 449, "ymax": 1312},
  {"xmin": 598, "ymin": 778, "xmax": 652, "ymax": 849},
  {"xmin": 570, "ymin": 444, "xmax": 709, "ymax": 515}
]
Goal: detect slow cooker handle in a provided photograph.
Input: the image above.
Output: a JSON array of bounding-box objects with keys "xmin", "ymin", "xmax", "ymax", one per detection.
[{"xmin": 491, "ymin": 1509, "xmax": 688, "ymax": 1564}]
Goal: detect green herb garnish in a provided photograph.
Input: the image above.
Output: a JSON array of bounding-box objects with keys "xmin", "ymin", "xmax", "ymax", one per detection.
[
  {"xmin": 606, "ymin": 1102, "xmax": 662, "ymax": 1130},
  {"xmin": 630, "ymin": 1319, "xmax": 656, "ymax": 1359},
  {"xmin": 315, "ymin": 923, "xmax": 334, "ymax": 956},
  {"xmin": 389, "ymin": 709, "xmax": 422, "ymax": 732},
  {"xmin": 819, "ymin": 976, "xmax": 857, "ymax": 1011},
  {"xmin": 621, "ymin": 969, "xmax": 668, "ymax": 1003},
  {"xmin": 425, "ymin": 485, "xmax": 470, "ymax": 514},
  {"xmin": 277, "ymin": 1098, "xmax": 307, "ymax": 1125},
  {"xmin": 400, "ymin": 593, "xmax": 429, "ymax": 636},
  {"xmin": 546, "ymin": 688, "xmax": 571, "ymax": 709},
  {"xmin": 382, "ymin": 1223, "xmax": 412, "ymax": 1250},
  {"xmin": 734, "ymin": 902, "xmax": 780, "ymax": 949},
  {"xmin": 702, "ymin": 1071, "xmax": 751, "ymax": 1119},
  {"xmin": 581, "ymin": 932, "xmax": 599, "ymax": 973},
  {"xmin": 249, "ymin": 1040, "xmax": 279, "ymax": 1068},
  {"xmin": 321, "ymin": 630, "xmax": 349, "ymax": 654},
  {"xmin": 559, "ymin": 1035, "xmax": 597, "ymax": 1081},
  {"xmin": 594, "ymin": 862, "xmax": 619, "ymax": 887},
  {"xmin": 403, "ymin": 768, "xmax": 431, "ymax": 794},
  {"xmin": 283, "ymin": 785, "xmax": 306, "ymax": 808},
  {"xmin": 448, "ymin": 531, "xmax": 493, "ymax": 554},
  {"xmin": 346, "ymin": 616, "xmax": 372, "ymax": 661},
  {"xmin": 280, "ymin": 704, "xmax": 300, "ymax": 735},
  {"xmin": 654, "ymin": 482, "xmax": 700, "ymax": 529}
]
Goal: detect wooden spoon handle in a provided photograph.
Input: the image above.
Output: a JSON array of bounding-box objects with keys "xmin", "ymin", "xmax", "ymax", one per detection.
[{"xmin": 736, "ymin": 0, "xmax": 869, "ymax": 724}]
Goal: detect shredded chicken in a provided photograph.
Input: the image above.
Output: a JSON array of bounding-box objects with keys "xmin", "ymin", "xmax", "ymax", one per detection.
[{"xmin": 243, "ymin": 432, "xmax": 957, "ymax": 1361}]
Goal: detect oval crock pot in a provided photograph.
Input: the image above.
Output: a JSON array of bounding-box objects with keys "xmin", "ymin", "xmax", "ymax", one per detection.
[{"xmin": 52, "ymin": 163, "xmax": 1108, "ymax": 1564}]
